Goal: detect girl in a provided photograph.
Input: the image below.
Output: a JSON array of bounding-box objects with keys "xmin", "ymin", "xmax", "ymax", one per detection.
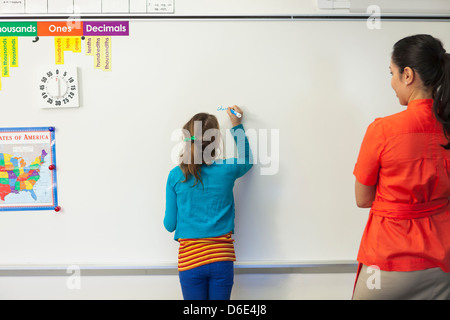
[
  {"xmin": 164, "ymin": 106, "xmax": 253, "ymax": 300},
  {"xmin": 353, "ymin": 34, "xmax": 450, "ymax": 299}
]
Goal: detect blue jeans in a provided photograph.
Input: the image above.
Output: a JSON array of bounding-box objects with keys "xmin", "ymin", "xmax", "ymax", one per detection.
[{"xmin": 179, "ymin": 261, "xmax": 234, "ymax": 300}]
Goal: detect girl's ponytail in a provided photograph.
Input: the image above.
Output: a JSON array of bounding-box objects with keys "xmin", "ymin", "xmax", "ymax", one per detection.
[
  {"xmin": 182, "ymin": 139, "xmax": 203, "ymax": 186},
  {"xmin": 433, "ymin": 52, "xmax": 450, "ymax": 149},
  {"xmin": 179, "ymin": 113, "xmax": 221, "ymax": 187}
]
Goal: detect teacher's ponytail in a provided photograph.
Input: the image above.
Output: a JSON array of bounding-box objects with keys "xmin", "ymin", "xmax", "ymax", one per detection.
[
  {"xmin": 392, "ymin": 34, "xmax": 450, "ymax": 149},
  {"xmin": 433, "ymin": 52, "xmax": 450, "ymax": 149}
]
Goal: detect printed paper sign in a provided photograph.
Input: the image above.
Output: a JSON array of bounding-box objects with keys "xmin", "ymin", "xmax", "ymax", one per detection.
[
  {"xmin": 148, "ymin": 0, "xmax": 174, "ymax": 13},
  {"xmin": 0, "ymin": 0, "xmax": 25, "ymax": 14}
]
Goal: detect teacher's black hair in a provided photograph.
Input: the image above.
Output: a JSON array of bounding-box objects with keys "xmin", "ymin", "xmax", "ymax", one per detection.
[{"xmin": 392, "ymin": 34, "xmax": 450, "ymax": 149}]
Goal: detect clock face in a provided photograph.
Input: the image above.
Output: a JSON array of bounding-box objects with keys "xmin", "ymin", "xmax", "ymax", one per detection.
[{"xmin": 38, "ymin": 66, "xmax": 79, "ymax": 108}]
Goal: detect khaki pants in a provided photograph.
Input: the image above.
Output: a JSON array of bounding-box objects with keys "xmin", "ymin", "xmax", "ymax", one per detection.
[{"xmin": 353, "ymin": 264, "xmax": 450, "ymax": 300}]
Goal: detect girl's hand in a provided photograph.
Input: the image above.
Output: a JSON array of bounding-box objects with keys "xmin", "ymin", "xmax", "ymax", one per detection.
[{"xmin": 227, "ymin": 105, "xmax": 243, "ymax": 127}]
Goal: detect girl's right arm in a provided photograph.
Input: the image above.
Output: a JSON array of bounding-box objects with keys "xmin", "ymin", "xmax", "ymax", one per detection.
[{"xmin": 228, "ymin": 106, "xmax": 253, "ymax": 178}]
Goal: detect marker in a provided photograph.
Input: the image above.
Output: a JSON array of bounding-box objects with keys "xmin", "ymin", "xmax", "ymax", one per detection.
[{"xmin": 229, "ymin": 108, "xmax": 242, "ymax": 118}]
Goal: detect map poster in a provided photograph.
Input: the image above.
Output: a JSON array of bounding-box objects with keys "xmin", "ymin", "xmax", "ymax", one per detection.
[{"xmin": 0, "ymin": 127, "xmax": 58, "ymax": 211}]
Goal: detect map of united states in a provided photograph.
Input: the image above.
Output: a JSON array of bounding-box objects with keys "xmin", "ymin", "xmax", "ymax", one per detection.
[{"xmin": 0, "ymin": 149, "xmax": 47, "ymax": 201}]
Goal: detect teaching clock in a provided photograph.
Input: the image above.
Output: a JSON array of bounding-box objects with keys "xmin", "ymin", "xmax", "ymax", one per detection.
[{"xmin": 38, "ymin": 66, "xmax": 79, "ymax": 108}]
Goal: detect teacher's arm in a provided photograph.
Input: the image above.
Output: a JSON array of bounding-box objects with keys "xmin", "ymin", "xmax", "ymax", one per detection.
[
  {"xmin": 355, "ymin": 180, "xmax": 376, "ymax": 208},
  {"xmin": 354, "ymin": 119, "xmax": 384, "ymax": 209}
]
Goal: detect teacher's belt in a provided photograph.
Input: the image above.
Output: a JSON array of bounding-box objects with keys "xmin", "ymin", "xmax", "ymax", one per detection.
[{"xmin": 371, "ymin": 199, "xmax": 450, "ymax": 219}]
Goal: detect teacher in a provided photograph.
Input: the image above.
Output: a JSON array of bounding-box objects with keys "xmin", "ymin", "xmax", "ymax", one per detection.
[{"xmin": 352, "ymin": 34, "xmax": 450, "ymax": 300}]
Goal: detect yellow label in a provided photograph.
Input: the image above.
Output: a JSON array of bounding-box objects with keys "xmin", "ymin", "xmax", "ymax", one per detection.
[
  {"xmin": 0, "ymin": 39, "xmax": 3, "ymax": 88},
  {"xmin": 73, "ymin": 37, "xmax": 81, "ymax": 53},
  {"xmin": 1, "ymin": 37, "xmax": 9, "ymax": 77},
  {"xmin": 8, "ymin": 37, "xmax": 18, "ymax": 67},
  {"xmin": 0, "ymin": 39, "xmax": 3, "ymax": 90},
  {"xmin": 94, "ymin": 37, "xmax": 102, "ymax": 69},
  {"xmin": 55, "ymin": 37, "xmax": 64, "ymax": 65},
  {"xmin": 63, "ymin": 37, "xmax": 73, "ymax": 51},
  {"xmin": 101, "ymin": 36, "xmax": 112, "ymax": 72},
  {"xmin": 85, "ymin": 36, "xmax": 93, "ymax": 55}
]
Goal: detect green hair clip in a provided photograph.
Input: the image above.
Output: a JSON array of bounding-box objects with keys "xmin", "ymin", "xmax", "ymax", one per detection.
[{"xmin": 184, "ymin": 136, "xmax": 196, "ymax": 142}]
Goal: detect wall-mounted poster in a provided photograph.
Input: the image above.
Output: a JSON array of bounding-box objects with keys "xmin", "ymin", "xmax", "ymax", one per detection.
[{"xmin": 0, "ymin": 126, "xmax": 58, "ymax": 211}]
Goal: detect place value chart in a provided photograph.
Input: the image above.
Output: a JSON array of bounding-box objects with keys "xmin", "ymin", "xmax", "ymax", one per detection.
[{"xmin": 0, "ymin": 20, "xmax": 130, "ymax": 90}]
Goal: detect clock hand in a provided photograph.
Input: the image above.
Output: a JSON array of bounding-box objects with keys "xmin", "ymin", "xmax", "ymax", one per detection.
[{"xmin": 56, "ymin": 77, "xmax": 60, "ymax": 98}]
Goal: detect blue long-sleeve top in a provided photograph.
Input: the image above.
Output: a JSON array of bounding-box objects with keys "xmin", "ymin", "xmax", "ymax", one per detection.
[{"xmin": 164, "ymin": 124, "xmax": 253, "ymax": 240}]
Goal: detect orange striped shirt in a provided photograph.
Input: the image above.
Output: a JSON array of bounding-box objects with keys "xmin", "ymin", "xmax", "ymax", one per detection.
[{"xmin": 178, "ymin": 232, "xmax": 236, "ymax": 272}]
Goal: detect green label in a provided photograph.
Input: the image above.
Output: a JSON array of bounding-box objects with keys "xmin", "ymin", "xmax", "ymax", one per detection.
[{"xmin": 0, "ymin": 22, "xmax": 37, "ymax": 37}]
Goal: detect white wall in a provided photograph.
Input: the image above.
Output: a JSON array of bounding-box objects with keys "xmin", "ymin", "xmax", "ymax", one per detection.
[{"xmin": 0, "ymin": 273, "xmax": 356, "ymax": 299}]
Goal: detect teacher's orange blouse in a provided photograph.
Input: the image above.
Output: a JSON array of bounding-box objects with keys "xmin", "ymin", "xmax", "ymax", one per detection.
[{"xmin": 354, "ymin": 99, "xmax": 450, "ymax": 272}]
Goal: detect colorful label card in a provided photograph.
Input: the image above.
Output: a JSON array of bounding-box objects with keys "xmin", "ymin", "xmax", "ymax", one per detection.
[
  {"xmin": 83, "ymin": 21, "xmax": 129, "ymax": 36},
  {"xmin": 0, "ymin": 22, "xmax": 37, "ymax": 37},
  {"xmin": 8, "ymin": 37, "xmax": 18, "ymax": 67},
  {"xmin": 54, "ymin": 37, "xmax": 64, "ymax": 64},
  {"xmin": 1, "ymin": 37, "xmax": 9, "ymax": 77},
  {"xmin": 38, "ymin": 21, "xmax": 83, "ymax": 37}
]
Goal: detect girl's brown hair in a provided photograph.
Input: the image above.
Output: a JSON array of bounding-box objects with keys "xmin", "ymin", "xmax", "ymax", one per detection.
[{"xmin": 180, "ymin": 113, "xmax": 221, "ymax": 186}]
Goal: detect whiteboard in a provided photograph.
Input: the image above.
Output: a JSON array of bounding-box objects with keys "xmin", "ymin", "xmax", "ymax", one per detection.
[{"xmin": 0, "ymin": 17, "xmax": 448, "ymax": 267}]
